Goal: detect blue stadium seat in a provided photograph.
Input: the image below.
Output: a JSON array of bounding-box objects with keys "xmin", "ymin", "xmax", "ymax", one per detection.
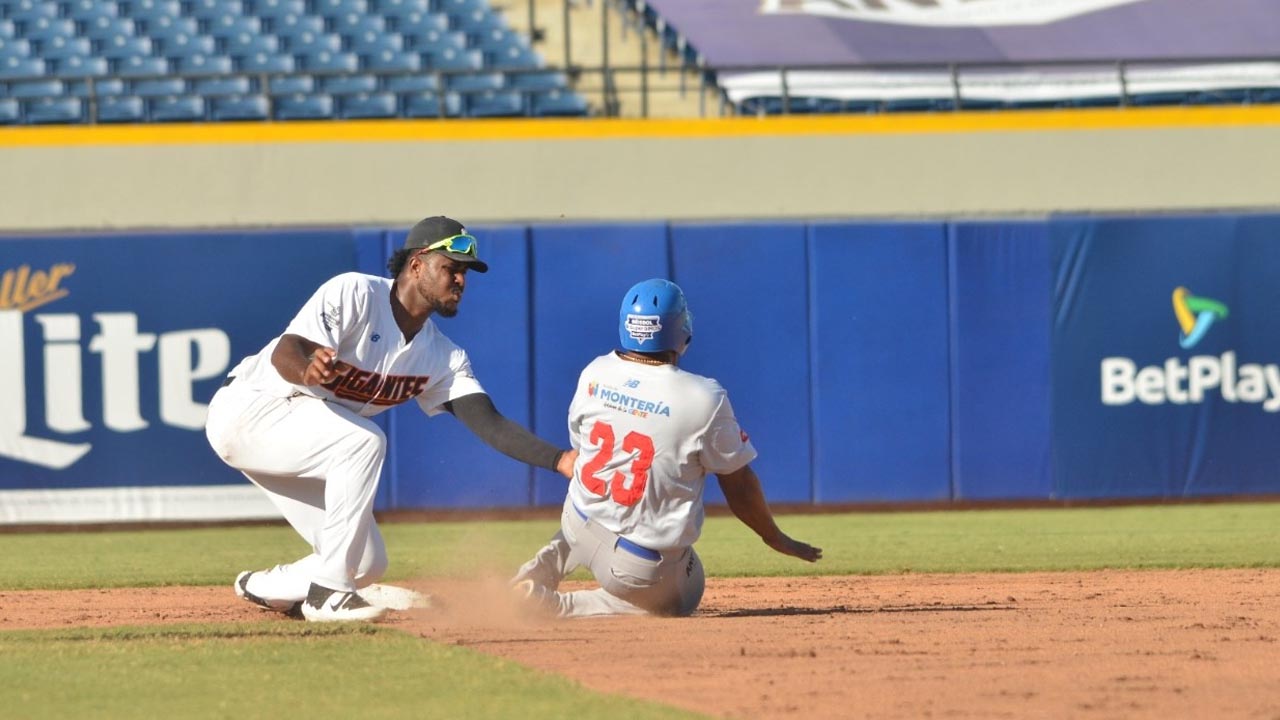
[
  {"xmin": 130, "ymin": 77, "xmax": 186, "ymax": 97},
  {"xmin": 391, "ymin": 10, "xmax": 449, "ymax": 35},
  {"xmin": 114, "ymin": 54, "xmax": 170, "ymax": 77},
  {"xmin": 268, "ymin": 74, "xmax": 313, "ymax": 94},
  {"xmin": 314, "ymin": 0, "xmax": 371, "ymax": 15},
  {"xmin": 330, "ymin": 12, "xmax": 385, "ymax": 37},
  {"xmin": 424, "ymin": 46, "xmax": 480, "ymax": 72},
  {"xmin": 0, "ymin": 19, "xmax": 15, "ymax": 38},
  {"xmin": 1128, "ymin": 90, "xmax": 1191, "ymax": 106},
  {"xmin": 530, "ymin": 88, "xmax": 587, "ymax": 117},
  {"xmin": 148, "ymin": 93, "xmax": 205, "ymax": 121},
  {"xmin": 337, "ymin": 90, "xmax": 396, "ymax": 118},
  {"xmin": 505, "ymin": 70, "xmax": 566, "ymax": 92},
  {"xmin": 221, "ymin": 31, "xmax": 279, "ymax": 56},
  {"xmin": 450, "ymin": 8, "xmax": 507, "ymax": 34},
  {"xmin": 21, "ymin": 18, "xmax": 78, "ymax": 43},
  {"xmin": 0, "ymin": 56, "xmax": 45, "ymax": 80},
  {"xmin": 464, "ymin": 88, "xmax": 522, "ymax": 117},
  {"xmin": 206, "ymin": 14, "xmax": 262, "ymax": 40},
  {"xmin": 140, "ymin": 15, "xmax": 200, "ymax": 39},
  {"xmin": 401, "ymin": 88, "xmax": 460, "ymax": 117},
  {"xmin": 248, "ymin": 0, "xmax": 307, "ymax": 18},
  {"xmin": 446, "ymin": 70, "xmax": 501, "ymax": 92},
  {"xmin": 210, "ymin": 92, "xmax": 270, "ymax": 120},
  {"xmin": 346, "ymin": 28, "xmax": 403, "ymax": 55},
  {"xmin": 187, "ymin": 0, "xmax": 244, "ymax": 21},
  {"xmin": 320, "ymin": 72, "xmax": 377, "ymax": 94},
  {"xmin": 402, "ymin": 27, "xmax": 465, "ymax": 53},
  {"xmin": 300, "ymin": 50, "xmax": 359, "ymax": 73},
  {"xmin": 64, "ymin": 0, "xmax": 121, "ymax": 23},
  {"xmin": 193, "ymin": 75, "xmax": 254, "ymax": 96},
  {"xmin": 486, "ymin": 43, "xmax": 539, "ymax": 71},
  {"xmin": 8, "ymin": 78, "xmax": 62, "ymax": 99},
  {"xmin": 236, "ymin": 51, "xmax": 295, "ymax": 73},
  {"xmin": 384, "ymin": 73, "xmax": 437, "ymax": 92},
  {"xmin": 1063, "ymin": 95, "xmax": 1119, "ymax": 108},
  {"xmin": 1186, "ymin": 88, "xmax": 1249, "ymax": 105},
  {"xmin": 882, "ymin": 97, "xmax": 951, "ymax": 113},
  {"xmin": 159, "ymin": 33, "xmax": 218, "ymax": 59},
  {"xmin": 282, "ymin": 30, "xmax": 342, "ymax": 55},
  {"xmin": 273, "ymin": 91, "xmax": 334, "ymax": 119},
  {"xmin": 1251, "ymin": 87, "xmax": 1280, "ymax": 104},
  {"xmin": 24, "ymin": 96, "xmax": 84, "ymax": 123},
  {"xmin": 266, "ymin": 12, "xmax": 324, "ymax": 35},
  {"xmin": 361, "ymin": 48, "xmax": 419, "ymax": 73},
  {"xmin": 472, "ymin": 27, "xmax": 525, "ymax": 52},
  {"xmin": 95, "ymin": 94, "xmax": 146, "ymax": 122},
  {"xmin": 373, "ymin": 0, "xmax": 431, "ymax": 20},
  {"xmin": 82, "ymin": 17, "xmax": 139, "ymax": 42},
  {"xmin": 37, "ymin": 36, "xmax": 93, "ymax": 62},
  {"xmin": 175, "ymin": 53, "xmax": 233, "ymax": 74},
  {"xmin": 7, "ymin": 0, "xmax": 60, "ymax": 23},
  {"xmin": 53, "ymin": 55, "xmax": 109, "ymax": 77},
  {"xmin": 438, "ymin": 0, "xmax": 487, "ymax": 15},
  {"xmin": 65, "ymin": 77, "xmax": 127, "ymax": 96},
  {"xmin": 0, "ymin": 37, "xmax": 33, "ymax": 58},
  {"xmin": 0, "ymin": 97, "xmax": 20, "ymax": 123},
  {"xmin": 96, "ymin": 35, "xmax": 155, "ymax": 61},
  {"xmin": 121, "ymin": 0, "xmax": 183, "ymax": 20}
]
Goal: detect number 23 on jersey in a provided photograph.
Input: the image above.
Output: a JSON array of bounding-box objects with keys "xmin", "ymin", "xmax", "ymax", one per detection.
[{"xmin": 579, "ymin": 420, "xmax": 655, "ymax": 506}]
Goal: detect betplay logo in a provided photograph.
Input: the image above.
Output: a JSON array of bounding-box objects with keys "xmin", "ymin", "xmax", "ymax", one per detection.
[
  {"xmin": 1100, "ymin": 287, "xmax": 1280, "ymax": 412},
  {"xmin": 760, "ymin": 0, "xmax": 1149, "ymax": 27},
  {"xmin": 0, "ymin": 262, "xmax": 231, "ymax": 469}
]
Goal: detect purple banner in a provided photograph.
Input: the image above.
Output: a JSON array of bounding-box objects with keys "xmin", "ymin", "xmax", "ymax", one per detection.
[{"xmin": 644, "ymin": 0, "xmax": 1280, "ymax": 67}]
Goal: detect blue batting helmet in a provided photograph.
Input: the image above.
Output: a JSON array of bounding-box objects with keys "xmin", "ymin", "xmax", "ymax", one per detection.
[{"xmin": 618, "ymin": 279, "xmax": 693, "ymax": 354}]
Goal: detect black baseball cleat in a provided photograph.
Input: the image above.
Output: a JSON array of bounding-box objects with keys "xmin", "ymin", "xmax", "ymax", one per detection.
[
  {"xmin": 300, "ymin": 583, "xmax": 386, "ymax": 622},
  {"xmin": 234, "ymin": 570, "xmax": 301, "ymax": 614}
]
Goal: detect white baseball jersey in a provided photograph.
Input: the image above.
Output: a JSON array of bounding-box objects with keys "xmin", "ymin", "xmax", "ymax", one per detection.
[
  {"xmin": 566, "ymin": 352, "xmax": 757, "ymax": 550},
  {"xmin": 227, "ymin": 272, "xmax": 485, "ymax": 417}
]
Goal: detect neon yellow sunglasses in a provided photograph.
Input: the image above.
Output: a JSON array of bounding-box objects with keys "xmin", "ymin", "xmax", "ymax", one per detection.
[{"xmin": 423, "ymin": 233, "xmax": 478, "ymax": 257}]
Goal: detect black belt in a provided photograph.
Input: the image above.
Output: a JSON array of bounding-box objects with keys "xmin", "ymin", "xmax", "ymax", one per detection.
[
  {"xmin": 572, "ymin": 504, "xmax": 661, "ymax": 561},
  {"xmin": 222, "ymin": 375, "xmax": 235, "ymax": 387}
]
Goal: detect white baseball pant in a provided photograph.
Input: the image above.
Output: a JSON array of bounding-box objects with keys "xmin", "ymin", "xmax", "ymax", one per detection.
[{"xmin": 205, "ymin": 380, "xmax": 388, "ymax": 601}]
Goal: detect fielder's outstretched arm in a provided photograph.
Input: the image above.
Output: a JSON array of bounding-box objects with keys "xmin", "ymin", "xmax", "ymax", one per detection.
[
  {"xmin": 717, "ymin": 465, "xmax": 823, "ymax": 562},
  {"xmin": 445, "ymin": 393, "xmax": 576, "ymax": 478}
]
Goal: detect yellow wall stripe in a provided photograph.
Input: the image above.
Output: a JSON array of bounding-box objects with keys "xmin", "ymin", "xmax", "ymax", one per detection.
[{"xmin": 1, "ymin": 105, "xmax": 1278, "ymax": 147}]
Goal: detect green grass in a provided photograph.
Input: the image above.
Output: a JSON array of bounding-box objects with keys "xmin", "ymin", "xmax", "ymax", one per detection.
[
  {"xmin": 0, "ymin": 502, "xmax": 1277, "ymax": 591},
  {"xmin": 0, "ymin": 623, "xmax": 704, "ymax": 720},
  {"xmin": 1, "ymin": 503, "xmax": 1276, "ymax": 720}
]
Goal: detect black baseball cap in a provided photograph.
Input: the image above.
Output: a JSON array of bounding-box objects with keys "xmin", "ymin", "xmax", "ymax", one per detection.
[{"xmin": 404, "ymin": 216, "xmax": 489, "ymax": 273}]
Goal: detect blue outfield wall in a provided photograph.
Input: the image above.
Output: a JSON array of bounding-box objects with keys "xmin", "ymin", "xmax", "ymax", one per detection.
[{"xmin": 1, "ymin": 212, "xmax": 1278, "ymax": 521}]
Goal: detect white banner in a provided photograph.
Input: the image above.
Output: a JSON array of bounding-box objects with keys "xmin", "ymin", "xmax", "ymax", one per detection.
[{"xmin": 0, "ymin": 485, "xmax": 281, "ymax": 525}]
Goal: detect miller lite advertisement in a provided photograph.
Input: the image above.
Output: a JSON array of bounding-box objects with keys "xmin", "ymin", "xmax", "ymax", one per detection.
[{"xmin": 0, "ymin": 230, "xmax": 360, "ymax": 523}]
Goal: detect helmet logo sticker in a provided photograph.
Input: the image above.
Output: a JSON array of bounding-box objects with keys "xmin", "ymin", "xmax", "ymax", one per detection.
[{"xmin": 625, "ymin": 314, "xmax": 662, "ymax": 344}]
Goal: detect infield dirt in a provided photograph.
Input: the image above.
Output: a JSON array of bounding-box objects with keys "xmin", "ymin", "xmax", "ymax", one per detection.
[{"xmin": 2, "ymin": 569, "xmax": 1276, "ymax": 719}]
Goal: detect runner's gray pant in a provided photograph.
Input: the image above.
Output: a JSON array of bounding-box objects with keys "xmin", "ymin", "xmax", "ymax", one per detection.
[{"xmin": 514, "ymin": 498, "xmax": 705, "ymax": 618}]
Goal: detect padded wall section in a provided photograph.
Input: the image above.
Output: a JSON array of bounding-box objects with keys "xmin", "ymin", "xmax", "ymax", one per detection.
[
  {"xmin": 1049, "ymin": 214, "xmax": 1280, "ymax": 499},
  {"xmin": 382, "ymin": 225, "xmax": 535, "ymax": 509},
  {"xmin": 529, "ymin": 223, "xmax": 670, "ymax": 505},
  {"xmin": 808, "ymin": 222, "xmax": 952, "ymax": 502},
  {"xmin": 948, "ymin": 222, "xmax": 1053, "ymax": 499},
  {"xmin": 671, "ymin": 222, "xmax": 812, "ymax": 504}
]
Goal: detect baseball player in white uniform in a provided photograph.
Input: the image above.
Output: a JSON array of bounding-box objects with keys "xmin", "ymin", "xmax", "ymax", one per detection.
[
  {"xmin": 205, "ymin": 216, "xmax": 576, "ymax": 622},
  {"xmin": 512, "ymin": 279, "xmax": 821, "ymax": 618}
]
